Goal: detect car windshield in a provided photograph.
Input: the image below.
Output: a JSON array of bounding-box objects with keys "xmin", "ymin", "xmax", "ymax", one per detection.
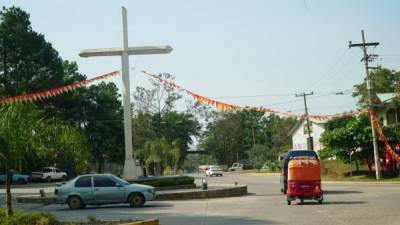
[
  {"xmin": 210, "ymin": 166, "xmax": 221, "ymax": 170},
  {"xmin": 112, "ymin": 175, "xmax": 130, "ymax": 185}
]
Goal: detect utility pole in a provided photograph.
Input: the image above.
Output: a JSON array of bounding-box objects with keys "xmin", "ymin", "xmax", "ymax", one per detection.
[
  {"xmin": 295, "ymin": 92, "xmax": 314, "ymax": 150},
  {"xmin": 349, "ymin": 30, "xmax": 382, "ymax": 180}
]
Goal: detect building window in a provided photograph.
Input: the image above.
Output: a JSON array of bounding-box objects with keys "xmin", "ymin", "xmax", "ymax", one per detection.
[
  {"xmin": 387, "ymin": 108, "xmax": 396, "ymax": 125},
  {"xmin": 303, "ymin": 122, "xmax": 313, "ymax": 134}
]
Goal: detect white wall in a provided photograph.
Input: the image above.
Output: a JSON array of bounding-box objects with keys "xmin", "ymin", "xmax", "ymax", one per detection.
[{"xmin": 292, "ymin": 122, "xmax": 325, "ymax": 151}]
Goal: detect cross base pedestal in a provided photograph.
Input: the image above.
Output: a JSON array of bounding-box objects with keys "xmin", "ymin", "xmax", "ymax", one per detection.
[{"xmin": 122, "ymin": 159, "xmax": 142, "ymax": 180}]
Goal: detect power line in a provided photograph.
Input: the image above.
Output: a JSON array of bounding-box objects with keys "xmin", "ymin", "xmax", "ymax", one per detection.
[
  {"xmin": 307, "ymin": 49, "xmax": 350, "ymax": 89},
  {"xmin": 209, "ymin": 89, "xmax": 353, "ymax": 100}
]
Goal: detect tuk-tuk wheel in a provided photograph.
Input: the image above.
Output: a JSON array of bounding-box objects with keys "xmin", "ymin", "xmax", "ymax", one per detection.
[
  {"xmin": 318, "ymin": 200, "xmax": 323, "ymax": 204},
  {"xmin": 300, "ymin": 199, "xmax": 304, "ymax": 204},
  {"xmin": 287, "ymin": 200, "xmax": 291, "ymax": 205}
]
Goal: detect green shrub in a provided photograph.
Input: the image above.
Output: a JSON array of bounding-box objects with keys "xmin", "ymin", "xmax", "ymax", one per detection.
[
  {"xmin": 134, "ymin": 176, "xmax": 195, "ymax": 187},
  {"xmin": 0, "ymin": 209, "xmax": 58, "ymax": 225}
]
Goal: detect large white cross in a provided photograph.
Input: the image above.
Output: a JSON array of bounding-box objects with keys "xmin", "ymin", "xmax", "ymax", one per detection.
[{"xmin": 79, "ymin": 7, "xmax": 173, "ymax": 180}]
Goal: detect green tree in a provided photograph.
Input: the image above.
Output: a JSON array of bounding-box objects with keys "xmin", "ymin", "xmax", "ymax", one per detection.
[
  {"xmin": 200, "ymin": 112, "xmax": 244, "ymax": 165},
  {"xmin": 37, "ymin": 119, "xmax": 90, "ymax": 173},
  {"xmin": 248, "ymin": 144, "xmax": 270, "ymax": 169},
  {"xmin": 353, "ymin": 68, "xmax": 400, "ymax": 107},
  {"xmin": 83, "ymin": 82, "xmax": 124, "ymax": 172},
  {"xmin": 0, "ymin": 7, "xmax": 64, "ymax": 97},
  {"xmin": 0, "ymin": 103, "xmax": 88, "ymax": 216},
  {"xmin": 319, "ymin": 115, "xmax": 373, "ymax": 171}
]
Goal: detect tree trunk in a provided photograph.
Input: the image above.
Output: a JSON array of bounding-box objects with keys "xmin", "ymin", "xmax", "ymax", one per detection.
[
  {"xmin": 97, "ymin": 158, "xmax": 103, "ymax": 173},
  {"xmin": 367, "ymin": 158, "xmax": 372, "ymax": 174},
  {"xmin": 355, "ymin": 159, "xmax": 359, "ymax": 172},
  {"xmin": 5, "ymin": 165, "xmax": 13, "ymax": 216}
]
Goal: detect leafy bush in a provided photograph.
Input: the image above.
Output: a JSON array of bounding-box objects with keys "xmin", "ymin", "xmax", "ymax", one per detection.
[
  {"xmin": 134, "ymin": 175, "xmax": 194, "ymax": 187},
  {"xmin": 0, "ymin": 209, "xmax": 58, "ymax": 225}
]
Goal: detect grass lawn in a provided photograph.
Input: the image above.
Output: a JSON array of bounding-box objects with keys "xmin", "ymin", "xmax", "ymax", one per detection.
[{"xmin": 320, "ymin": 159, "xmax": 400, "ymax": 182}]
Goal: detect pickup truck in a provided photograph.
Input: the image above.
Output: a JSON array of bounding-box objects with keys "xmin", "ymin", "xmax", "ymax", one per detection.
[{"xmin": 31, "ymin": 167, "xmax": 68, "ymax": 182}]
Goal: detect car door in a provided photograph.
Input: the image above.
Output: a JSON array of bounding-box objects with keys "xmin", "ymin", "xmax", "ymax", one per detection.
[
  {"xmin": 74, "ymin": 176, "xmax": 94, "ymax": 203},
  {"xmin": 93, "ymin": 176, "xmax": 126, "ymax": 203},
  {"xmin": 55, "ymin": 168, "xmax": 62, "ymax": 179}
]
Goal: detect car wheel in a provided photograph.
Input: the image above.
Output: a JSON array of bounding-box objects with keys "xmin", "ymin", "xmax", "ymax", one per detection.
[
  {"xmin": 46, "ymin": 176, "xmax": 52, "ymax": 183},
  {"xmin": 129, "ymin": 193, "xmax": 145, "ymax": 207},
  {"xmin": 17, "ymin": 178, "xmax": 26, "ymax": 185},
  {"xmin": 67, "ymin": 196, "xmax": 83, "ymax": 210},
  {"xmin": 62, "ymin": 175, "xmax": 68, "ymax": 181}
]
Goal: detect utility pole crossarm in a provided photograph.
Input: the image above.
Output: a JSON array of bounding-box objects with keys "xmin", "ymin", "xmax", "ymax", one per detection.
[{"xmin": 349, "ymin": 42, "xmax": 379, "ymax": 48}]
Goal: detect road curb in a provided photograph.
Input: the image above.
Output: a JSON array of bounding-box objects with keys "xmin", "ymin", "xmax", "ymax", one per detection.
[
  {"xmin": 156, "ymin": 185, "xmax": 247, "ymax": 201},
  {"xmin": 15, "ymin": 185, "xmax": 248, "ymax": 204}
]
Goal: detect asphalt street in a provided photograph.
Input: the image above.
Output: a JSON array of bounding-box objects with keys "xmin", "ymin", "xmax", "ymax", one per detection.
[{"xmin": 1, "ymin": 173, "xmax": 400, "ymax": 225}]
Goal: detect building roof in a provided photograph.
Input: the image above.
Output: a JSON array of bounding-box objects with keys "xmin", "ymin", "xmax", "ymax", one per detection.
[
  {"xmin": 376, "ymin": 93, "xmax": 397, "ymax": 103},
  {"xmin": 287, "ymin": 118, "xmax": 328, "ymax": 136}
]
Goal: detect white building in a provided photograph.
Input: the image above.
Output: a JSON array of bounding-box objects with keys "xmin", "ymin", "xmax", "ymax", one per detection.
[{"xmin": 288, "ymin": 118, "xmax": 328, "ymax": 152}]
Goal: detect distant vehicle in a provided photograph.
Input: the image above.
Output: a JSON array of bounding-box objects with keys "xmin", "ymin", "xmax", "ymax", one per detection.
[
  {"xmin": 31, "ymin": 167, "xmax": 68, "ymax": 182},
  {"xmin": 229, "ymin": 163, "xmax": 243, "ymax": 171},
  {"xmin": 0, "ymin": 170, "xmax": 31, "ymax": 184},
  {"xmin": 206, "ymin": 165, "xmax": 223, "ymax": 177},
  {"xmin": 280, "ymin": 150, "xmax": 319, "ymax": 194},
  {"xmin": 198, "ymin": 165, "xmax": 209, "ymax": 173},
  {"xmin": 55, "ymin": 174, "xmax": 156, "ymax": 209}
]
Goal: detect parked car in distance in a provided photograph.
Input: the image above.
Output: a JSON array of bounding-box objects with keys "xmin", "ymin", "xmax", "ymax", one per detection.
[
  {"xmin": 31, "ymin": 167, "xmax": 68, "ymax": 182},
  {"xmin": 55, "ymin": 174, "xmax": 156, "ymax": 209},
  {"xmin": 280, "ymin": 149, "xmax": 319, "ymax": 194},
  {"xmin": 229, "ymin": 163, "xmax": 243, "ymax": 171},
  {"xmin": 206, "ymin": 165, "xmax": 223, "ymax": 177},
  {"xmin": 0, "ymin": 170, "xmax": 31, "ymax": 184}
]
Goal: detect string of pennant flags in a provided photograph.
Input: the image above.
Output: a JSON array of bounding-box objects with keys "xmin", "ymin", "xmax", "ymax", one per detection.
[
  {"xmin": 0, "ymin": 70, "xmax": 119, "ymax": 104},
  {"xmin": 142, "ymin": 70, "xmax": 400, "ymax": 162},
  {"xmin": 0, "ymin": 69, "xmax": 398, "ymax": 161},
  {"xmin": 141, "ymin": 70, "xmax": 368, "ymax": 120}
]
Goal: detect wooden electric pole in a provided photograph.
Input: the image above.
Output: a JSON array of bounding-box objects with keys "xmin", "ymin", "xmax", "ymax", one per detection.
[
  {"xmin": 296, "ymin": 92, "xmax": 314, "ymax": 150},
  {"xmin": 349, "ymin": 30, "xmax": 382, "ymax": 180}
]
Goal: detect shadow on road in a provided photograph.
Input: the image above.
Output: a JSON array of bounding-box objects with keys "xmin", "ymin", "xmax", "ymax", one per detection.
[
  {"xmin": 58, "ymin": 202, "xmax": 174, "ymax": 211},
  {"xmin": 247, "ymin": 192, "xmax": 283, "ymax": 197},
  {"xmin": 324, "ymin": 190, "xmax": 363, "ymax": 195},
  {"xmin": 296, "ymin": 200, "xmax": 367, "ymax": 205}
]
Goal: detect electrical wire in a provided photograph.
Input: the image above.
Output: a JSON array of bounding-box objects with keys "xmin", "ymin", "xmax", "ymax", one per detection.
[{"xmin": 307, "ymin": 49, "xmax": 350, "ymax": 89}]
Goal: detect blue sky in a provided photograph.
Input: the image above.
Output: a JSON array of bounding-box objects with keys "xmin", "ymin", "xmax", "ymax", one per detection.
[{"xmin": 2, "ymin": 0, "xmax": 400, "ymax": 116}]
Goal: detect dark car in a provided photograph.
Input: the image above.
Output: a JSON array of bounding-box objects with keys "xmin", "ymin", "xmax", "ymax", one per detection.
[{"xmin": 280, "ymin": 150, "xmax": 319, "ymax": 194}]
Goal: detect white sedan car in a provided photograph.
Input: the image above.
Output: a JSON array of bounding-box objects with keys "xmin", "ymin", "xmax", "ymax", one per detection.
[{"xmin": 206, "ymin": 165, "xmax": 223, "ymax": 177}]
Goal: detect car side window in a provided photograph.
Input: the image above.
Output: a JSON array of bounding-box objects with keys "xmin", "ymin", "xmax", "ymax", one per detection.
[
  {"xmin": 56, "ymin": 169, "xmax": 61, "ymax": 173},
  {"xmin": 94, "ymin": 176, "xmax": 117, "ymax": 187},
  {"xmin": 43, "ymin": 168, "xmax": 52, "ymax": 173},
  {"xmin": 75, "ymin": 176, "xmax": 92, "ymax": 188}
]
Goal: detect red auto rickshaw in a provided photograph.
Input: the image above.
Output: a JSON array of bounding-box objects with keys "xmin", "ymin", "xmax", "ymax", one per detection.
[{"xmin": 286, "ymin": 157, "xmax": 323, "ymax": 205}]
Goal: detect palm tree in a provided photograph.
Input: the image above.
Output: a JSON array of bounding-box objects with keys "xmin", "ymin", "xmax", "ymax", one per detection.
[{"xmin": 0, "ymin": 103, "xmax": 89, "ymax": 216}]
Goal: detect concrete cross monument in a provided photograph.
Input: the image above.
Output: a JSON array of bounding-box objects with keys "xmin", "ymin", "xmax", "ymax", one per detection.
[{"xmin": 80, "ymin": 7, "xmax": 173, "ymax": 180}]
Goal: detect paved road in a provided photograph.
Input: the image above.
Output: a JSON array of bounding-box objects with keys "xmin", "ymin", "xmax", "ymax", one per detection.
[{"xmin": 1, "ymin": 173, "xmax": 400, "ymax": 225}]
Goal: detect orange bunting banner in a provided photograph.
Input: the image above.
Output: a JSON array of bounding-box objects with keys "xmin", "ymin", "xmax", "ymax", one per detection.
[
  {"xmin": 0, "ymin": 70, "xmax": 120, "ymax": 104},
  {"xmin": 141, "ymin": 70, "xmax": 369, "ymax": 120}
]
